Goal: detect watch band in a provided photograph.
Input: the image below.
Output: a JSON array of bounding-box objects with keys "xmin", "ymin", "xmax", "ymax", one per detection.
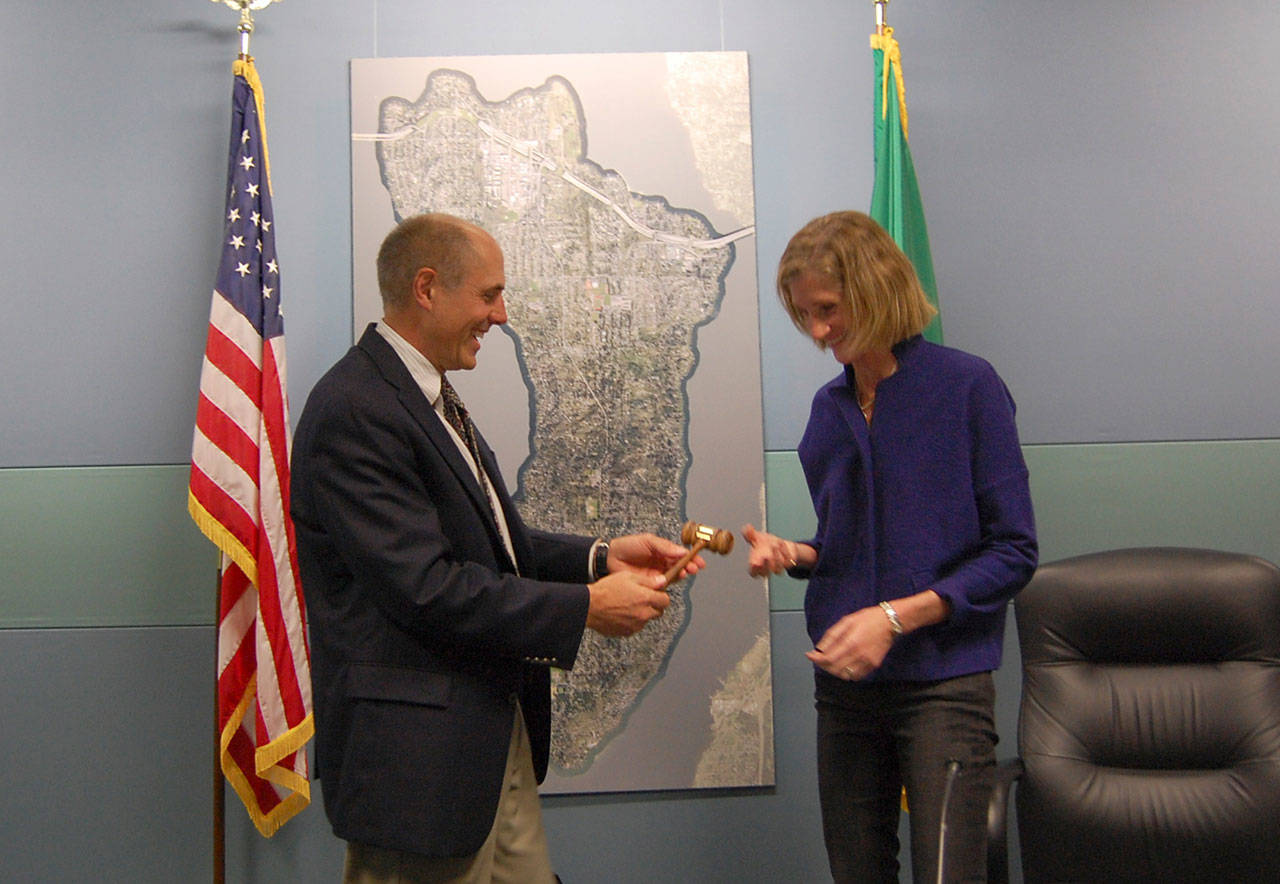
[{"xmin": 591, "ymin": 538, "xmax": 611, "ymax": 580}]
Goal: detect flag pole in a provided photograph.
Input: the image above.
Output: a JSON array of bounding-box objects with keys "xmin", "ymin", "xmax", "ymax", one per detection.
[
  {"xmin": 211, "ymin": 0, "xmax": 284, "ymax": 59},
  {"xmin": 874, "ymin": 0, "xmax": 888, "ymax": 35},
  {"xmin": 206, "ymin": 8, "xmax": 281, "ymax": 883},
  {"xmin": 212, "ymin": 570, "xmax": 225, "ymax": 884}
]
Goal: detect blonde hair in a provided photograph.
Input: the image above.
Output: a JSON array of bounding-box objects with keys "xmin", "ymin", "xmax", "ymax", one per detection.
[{"xmin": 776, "ymin": 211, "xmax": 936, "ymax": 353}]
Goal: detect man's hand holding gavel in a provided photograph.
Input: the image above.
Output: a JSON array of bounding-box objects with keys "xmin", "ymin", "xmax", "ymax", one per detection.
[
  {"xmin": 586, "ymin": 570, "xmax": 671, "ymax": 637},
  {"xmin": 584, "ymin": 522, "xmax": 733, "ymax": 637},
  {"xmin": 584, "ymin": 531, "xmax": 694, "ymax": 637}
]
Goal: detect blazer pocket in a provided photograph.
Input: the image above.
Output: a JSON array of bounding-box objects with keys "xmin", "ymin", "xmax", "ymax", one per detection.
[{"xmin": 345, "ymin": 662, "xmax": 452, "ymax": 708}]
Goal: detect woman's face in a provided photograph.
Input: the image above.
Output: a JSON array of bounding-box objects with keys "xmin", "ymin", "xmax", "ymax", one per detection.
[{"xmin": 789, "ymin": 270, "xmax": 857, "ymax": 364}]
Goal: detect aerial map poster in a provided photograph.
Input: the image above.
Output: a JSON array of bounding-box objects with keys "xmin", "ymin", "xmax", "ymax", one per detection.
[{"xmin": 350, "ymin": 52, "xmax": 772, "ymax": 793}]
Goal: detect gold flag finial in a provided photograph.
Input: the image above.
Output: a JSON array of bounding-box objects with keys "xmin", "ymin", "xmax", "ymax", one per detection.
[{"xmin": 211, "ymin": 0, "xmax": 282, "ymax": 59}]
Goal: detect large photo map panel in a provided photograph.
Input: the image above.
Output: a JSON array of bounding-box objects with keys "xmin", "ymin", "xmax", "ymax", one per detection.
[{"xmin": 350, "ymin": 52, "xmax": 771, "ymax": 792}]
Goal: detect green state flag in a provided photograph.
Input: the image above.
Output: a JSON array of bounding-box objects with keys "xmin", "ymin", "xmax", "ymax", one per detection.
[{"xmin": 870, "ymin": 27, "xmax": 942, "ymax": 343}]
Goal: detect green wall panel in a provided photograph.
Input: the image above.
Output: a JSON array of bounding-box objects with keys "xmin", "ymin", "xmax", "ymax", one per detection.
[
  {"xmin": 1025, "ymin": 439, "xmax": 1280, "ymax": 566},
  {"xmin": 765, "ymin": 439, "xmax": 1280, "ymax": 612},
  {"xmin": 763, "ymin": 451, "xmax": 817, "ymax": 612},
  {"xmin": 5, "ymin": 443, "xmax": 1276, "ymax": 626},
  {"xmin": 0, "ymin": 466, "xmax": 215, "ymax": 628}
]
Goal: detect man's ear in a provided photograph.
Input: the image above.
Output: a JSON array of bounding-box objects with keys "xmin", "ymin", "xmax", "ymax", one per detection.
[{"xmin": 412, "ymin": 266, "xmax": 437, "ymax": 309}]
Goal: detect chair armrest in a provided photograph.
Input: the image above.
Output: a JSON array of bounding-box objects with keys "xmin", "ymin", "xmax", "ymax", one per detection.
[{"xmin": 986, "ymin": 757, "xmax": 1023, "ymax": 884}]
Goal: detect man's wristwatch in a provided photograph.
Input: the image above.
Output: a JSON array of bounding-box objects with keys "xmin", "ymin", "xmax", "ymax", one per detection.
[{"xmin": 591, "ymin": 539, "xmax": 611, "ymax": 579}]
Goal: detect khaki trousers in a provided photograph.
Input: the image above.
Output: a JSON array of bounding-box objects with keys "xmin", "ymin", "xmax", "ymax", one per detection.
[{"xmin": 343, "ymin": 705, "xmax": 555, "ymax": 884}]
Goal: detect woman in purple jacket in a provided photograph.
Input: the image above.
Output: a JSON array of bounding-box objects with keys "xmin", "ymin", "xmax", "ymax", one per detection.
[{"xmin": 744, "ymin": 211, "xmax": 1037, "ymax": 883}]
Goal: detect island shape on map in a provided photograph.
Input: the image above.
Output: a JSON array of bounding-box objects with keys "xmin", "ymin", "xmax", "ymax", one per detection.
[{"xmin": 375, "ymin": 68, "xmax": 735, "ymax": 772}]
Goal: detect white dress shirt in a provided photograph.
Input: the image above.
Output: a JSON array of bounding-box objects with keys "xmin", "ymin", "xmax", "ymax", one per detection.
[{"xmin": 375, "ymin": 321, "xmax": 518, "ymax": 569}]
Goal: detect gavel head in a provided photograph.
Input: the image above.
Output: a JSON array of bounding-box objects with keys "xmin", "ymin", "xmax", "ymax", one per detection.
[{"xmin": 680, "ymin": 520, "xmax": 735, "ymax": 555}]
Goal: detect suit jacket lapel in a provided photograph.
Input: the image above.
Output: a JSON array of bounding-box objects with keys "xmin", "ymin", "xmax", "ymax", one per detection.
[{"xmin": 356, "ymin": 326, "xmax": 521, "ymax": 572}]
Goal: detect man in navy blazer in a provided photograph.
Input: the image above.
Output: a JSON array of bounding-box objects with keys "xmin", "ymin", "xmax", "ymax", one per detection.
[{"xmin": 291, "ymin": 213, "xmax": 697, "ymax": 882}]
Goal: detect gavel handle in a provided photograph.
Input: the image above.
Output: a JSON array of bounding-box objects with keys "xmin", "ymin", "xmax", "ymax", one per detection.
[{"xmin": 663, "ymin": 539, "xmax": 707, "ymax": 585}]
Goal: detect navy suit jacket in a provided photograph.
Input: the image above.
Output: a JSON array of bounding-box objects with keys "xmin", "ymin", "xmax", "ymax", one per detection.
[{"xmin": 291, "ymin": 325, "xmax": 592, "ymax": 857}]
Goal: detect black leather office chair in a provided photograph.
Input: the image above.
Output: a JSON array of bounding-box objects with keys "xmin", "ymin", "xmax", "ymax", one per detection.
[{"xmin": 988, "ymin": 548, "xmax": 1280, "ymax": 883}]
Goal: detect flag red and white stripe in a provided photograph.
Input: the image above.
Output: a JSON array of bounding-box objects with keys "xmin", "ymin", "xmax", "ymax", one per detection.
[{"xmin": 189, "ymin": 57, "xmax": 312, "ymax": 837}]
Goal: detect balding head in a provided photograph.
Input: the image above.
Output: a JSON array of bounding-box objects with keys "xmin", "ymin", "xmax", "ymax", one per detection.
[{"xmin": 376, "ymin": 213, "xmax": 489, "ymax": 312}]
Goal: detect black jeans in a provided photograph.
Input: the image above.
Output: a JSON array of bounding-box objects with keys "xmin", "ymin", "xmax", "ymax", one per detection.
[{"xmin": 815, "ymin": 670, "xmax": 997, "ymax": 883}]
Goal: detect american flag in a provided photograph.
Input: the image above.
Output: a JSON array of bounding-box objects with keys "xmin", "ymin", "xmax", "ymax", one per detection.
[{"xmin": 188, "ymin": 58, "xmax": 313, "ymax": 837}]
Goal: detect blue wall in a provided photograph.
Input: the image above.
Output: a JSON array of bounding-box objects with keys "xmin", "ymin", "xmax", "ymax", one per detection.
[{"xmin": 3, "ymin": 1, "xmax": 1278, "ymax": 881}]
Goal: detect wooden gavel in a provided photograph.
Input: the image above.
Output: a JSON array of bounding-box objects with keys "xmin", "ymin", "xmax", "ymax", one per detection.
[{"xmin": 662, "ymin": 520, "xmax": 735, "ymax": 585}]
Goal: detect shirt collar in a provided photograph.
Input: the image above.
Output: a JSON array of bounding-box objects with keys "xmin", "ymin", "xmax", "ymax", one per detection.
[
  {"xmin": 842, "ymin": 334, "xmax": 925, "ymax": 389},
  {"xmin": 375, "ymin": 320, "xmax": 444, "ymax": 409}
]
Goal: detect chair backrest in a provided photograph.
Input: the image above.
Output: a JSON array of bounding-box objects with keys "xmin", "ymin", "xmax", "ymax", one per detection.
[{"xmin": 1014, "ymin": 547, "xmax": 1280, "ymax": 883}]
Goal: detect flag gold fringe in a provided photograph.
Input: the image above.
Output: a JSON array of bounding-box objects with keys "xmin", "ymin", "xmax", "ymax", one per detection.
[
  {"xmin": 189, "ymin": 491, "xmax": 259, "ymax": 587},
  {"xmin": 870, "ymin": 28, "xmax": 910, "ymax": 141},
  {"xmin": 220, "ymin": 673, "xmax": 314, "ymax": 837},
  {"xmin": 232, "ymin": 58, "xmax": 273, "ymax": 193}
]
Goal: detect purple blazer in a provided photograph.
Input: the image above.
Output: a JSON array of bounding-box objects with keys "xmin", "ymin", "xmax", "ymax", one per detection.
[{"xmin": 797, "ymin": 335, "xmax": 1037, "ymax": 681}]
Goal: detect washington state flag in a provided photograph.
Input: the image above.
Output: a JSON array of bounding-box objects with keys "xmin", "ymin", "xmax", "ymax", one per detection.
[{"xmin": 871, "ymin": 27, "xmax": 942, "ymax": 343}]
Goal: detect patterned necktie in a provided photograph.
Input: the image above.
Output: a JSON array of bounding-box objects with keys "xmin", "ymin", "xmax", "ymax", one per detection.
[{"xmin": 439, "ymin": 377, "xmax": 496, "ymax": 514}]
